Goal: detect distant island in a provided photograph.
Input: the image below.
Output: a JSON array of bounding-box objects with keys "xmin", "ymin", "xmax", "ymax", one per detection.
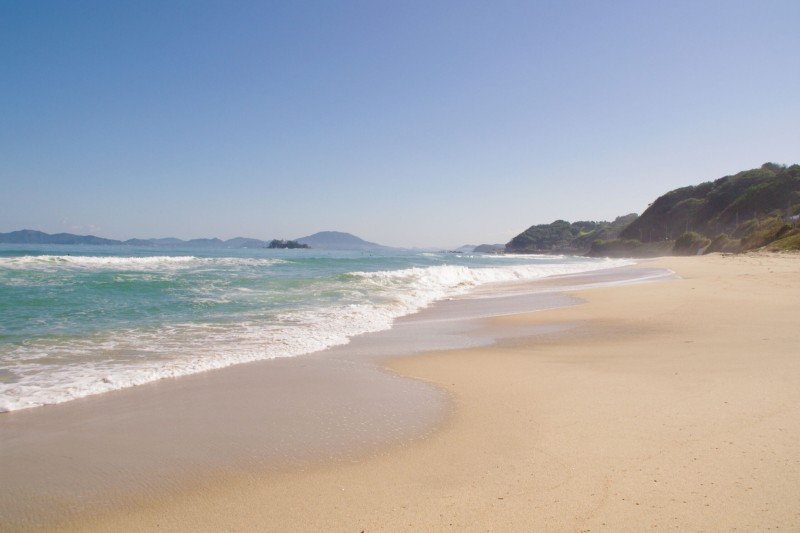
[
  {"xmin": 267, "ymin": 239, "xmax": 309, "ymax": 249},
  {"xmin": 0, "ymin": 230, "xmax": 391, "ymax": 252}
]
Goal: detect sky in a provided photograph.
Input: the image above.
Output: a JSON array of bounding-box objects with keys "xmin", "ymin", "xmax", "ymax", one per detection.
[{"xmin": 2, "ymin": 1, "xmax": 799, "ymax": 248}]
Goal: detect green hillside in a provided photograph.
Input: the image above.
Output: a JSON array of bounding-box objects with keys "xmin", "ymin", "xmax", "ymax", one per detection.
[
  {"xmin": 621, "ymin": 163, "xmax": 800, "ymax": 244},
  {"xmin": 614, "ymin": 163, "xmax": 800, "ymax": 254},
  {"xmin": 505, "ymin": 214, "xmax": 637, "ymax": 254},
  {"xmin": 508, "ymin": 163, "xmax": 800, "ymax": 257}
]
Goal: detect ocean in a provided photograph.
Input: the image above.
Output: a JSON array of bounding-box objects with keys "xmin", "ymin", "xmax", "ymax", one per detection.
[{"xmin": 0, "ymin": 244, "xmax": 631, "ymax": 412}]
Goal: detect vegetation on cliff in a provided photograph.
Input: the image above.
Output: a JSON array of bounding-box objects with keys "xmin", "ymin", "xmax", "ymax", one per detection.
[
  {"xmin": 620, "ymin": 163, "xmax": 800, "ymax": 246},
  {"xmin": 596, "ymin": 163, "xmax": 800, "ymax": 256},
  {"xmin": 505, "ymin": 214, "xmax": 637, "ymax": 254},
  {"xmin": 510, "ymin": 163, "xmax": 800, "ymax": 257}
]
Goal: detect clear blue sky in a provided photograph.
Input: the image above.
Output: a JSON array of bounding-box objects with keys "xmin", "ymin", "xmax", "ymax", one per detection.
[{"xmin": 2, "ymin": 0, "xmax": 798, "ymax": 248}]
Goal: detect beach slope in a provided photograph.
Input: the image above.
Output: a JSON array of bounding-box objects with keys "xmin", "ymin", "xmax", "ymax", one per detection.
[{"xmin": 32, "ymin": 253, "xmax": 800, "ymax": 530}]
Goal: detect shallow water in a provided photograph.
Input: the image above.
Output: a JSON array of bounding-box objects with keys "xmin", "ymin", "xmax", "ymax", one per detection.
[
  {"xmin": 0, "ymin": 244, "xmax": 633, "ymax": 411},
  {"xmin": 0, "ymin": 262, "xmax": 673, "ymax": 529}
]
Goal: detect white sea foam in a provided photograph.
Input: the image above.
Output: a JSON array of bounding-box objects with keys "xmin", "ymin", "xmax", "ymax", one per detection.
[
  {"xmin": 0, "ymin": 304, "xmax": 393, "ymax": 411},
  {"xmin": 352, "ymin": 257, "xmax": 633, "ymax": 295},
  {"xmin": 0, "ymin": 255, "xmax": 285, "ymax": 272},
  {"xmin": 0, "ymin": 256, "xmax": 634, "ymax": 412}
]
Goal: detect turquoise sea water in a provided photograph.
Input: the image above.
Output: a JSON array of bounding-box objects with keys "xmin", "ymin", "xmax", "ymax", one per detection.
[{"xmin": 0, "ymin": 244, "xmax": 631, "ymax": 412}]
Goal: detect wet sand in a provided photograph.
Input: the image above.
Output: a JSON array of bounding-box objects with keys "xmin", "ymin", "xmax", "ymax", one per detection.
[
  {"xmin": 4, "ymin": 254, "xmax": 800, "ymax": 531},
  {"xmin": 1, "ymin": 263, "xmax": 651, "ymax": 530}
]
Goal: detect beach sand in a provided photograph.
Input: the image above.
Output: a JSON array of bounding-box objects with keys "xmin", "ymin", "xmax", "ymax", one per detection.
[{"xmin": 4, "ymin": 253, "xmax": 800, "ymax": 531}]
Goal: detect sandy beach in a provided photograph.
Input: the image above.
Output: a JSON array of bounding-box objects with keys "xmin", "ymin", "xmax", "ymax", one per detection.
[{"xmin": 3, "ymin": 252, "xmax": 800, "ymax": 531}]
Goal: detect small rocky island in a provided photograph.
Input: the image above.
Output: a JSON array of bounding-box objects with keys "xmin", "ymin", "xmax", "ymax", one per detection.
[{"xmin": 267, "ymin": 239, "xmax": 309, "ymax": 249}]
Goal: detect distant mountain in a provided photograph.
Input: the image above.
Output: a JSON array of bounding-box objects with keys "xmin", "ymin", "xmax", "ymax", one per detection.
[
  {"xmin": 0, "ymin": 230, "xmax": 249, "ymax": 248},
  {"xmin": 0, "ymin": 229, "xmax": 393, "ymax": 251},
  {"xmin": 296, "ymin": 231, "xmax": 391, "ymax": 251},
  {"xmin": 0, "ymin": 230, "xmax": 120, "ymax": 246},
  {"xmin": 225, "ymin": 237, "xmax": 270, "ymax": 248}
]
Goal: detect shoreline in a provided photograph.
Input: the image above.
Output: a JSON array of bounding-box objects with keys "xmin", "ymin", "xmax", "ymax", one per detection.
[
  {"xmin": 5, "ymin": 254, "xmax": 800, "ymax": 530},
  {"xmin": 0, "ymin": 263, "xmax": 655, "ymax": 530}
]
